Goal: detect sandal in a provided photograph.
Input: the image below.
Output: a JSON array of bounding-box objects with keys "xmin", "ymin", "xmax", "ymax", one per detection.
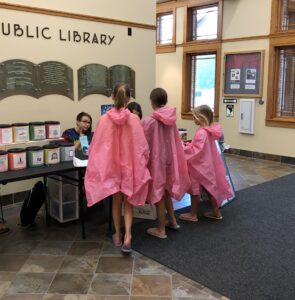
[
  {"xmin": 165, "ymin": 221, "xmax": 180, "ymax": 230},
  {"xmin": 112, "ymin": 233, "xmax": 122, "ymax": 247},
  {"xmin": 203, "ymin": 212, "xmax": 223, "ymax": 220},
  {"xmin": 121, "ymin": 243, "xmax": 132, "ymax": 254},
  {"xmin": 179, "ymin": 213, "xmax": 198, "ymax": 222},
  {"xmin": 0, "ymin": 227, "xmax": 10, "ymax": 235},
  {"xmin": 147, "ymin": 227, "xmax": 167, "ymax": 239}
]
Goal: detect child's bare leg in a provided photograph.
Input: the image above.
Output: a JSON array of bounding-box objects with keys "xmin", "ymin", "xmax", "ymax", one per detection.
[
  {"xmin": 146, "ymin": 197, "xmax": 167, "ymax": 238},
  {"xmin": 123, "ymin": 198, "xmax": 133, "ymax": 247},
  {"xmin": 210, "ymin": 197, "xmax": 222, "ymax": 218},
  {"xmin": 164, "ymin": 192, "xmax": 178, "ymax": 227},
  {"xmin": 179, "ymin": 194, "xmax": 200, "ymax": 222},
  {"xmin": 112, "ymin": 192, "xmax": 123, "ymax": 244},
  {"xmin": 204, "ymin": 196, "xmax": 222, "ymax": 219}
]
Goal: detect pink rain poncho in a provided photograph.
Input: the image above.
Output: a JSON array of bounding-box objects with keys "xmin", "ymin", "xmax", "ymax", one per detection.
[
  {"xmin": 184, "ymin": 123, "xmax": 233, "ymax": 206},
  {"xmin": 142, "ymin": 106, "xmax": 191, "ymax": 204},
  {"xmin": 85, "ymin": 108, "xmax": 151, "ymax": 207}
]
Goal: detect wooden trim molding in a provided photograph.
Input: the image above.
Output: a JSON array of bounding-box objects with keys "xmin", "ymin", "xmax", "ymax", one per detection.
[
  {"xmin": 157, "ymin": 0, "xmax": 219, "ymax": 11},
  {"xmin": 0, "ymin": 2, "xmax": 156, "ymax": 30},
  {"xmin": 222, "ymin": 35, "xmax": 269, "ymax": 43},
  {"xmin": 156, "ymin": 44, "xmax": 176, "ymax": 53}
]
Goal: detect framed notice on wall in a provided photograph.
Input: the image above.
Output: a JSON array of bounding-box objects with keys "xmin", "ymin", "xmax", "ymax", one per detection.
[{"xmin": 223, "ymin": 50, "xmax": 264, "ymax": 98}]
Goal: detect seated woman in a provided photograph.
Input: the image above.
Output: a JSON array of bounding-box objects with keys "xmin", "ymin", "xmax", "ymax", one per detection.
[{"xmin": 62, "ymin": 112, "xmax": 93, "ymax": 152}]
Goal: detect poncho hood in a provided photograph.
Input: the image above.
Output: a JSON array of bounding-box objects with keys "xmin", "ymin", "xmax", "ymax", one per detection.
[
  {"xmin": 107, "ymin": 108, "xmax": 130, "ymax": 125},
  {"xmin": 202, "ymin": 123, "xmax": 222, "ymax": 140},
  {"xmin": 152, "ymin": 106, "xmax": 176, "ymax": 126}
]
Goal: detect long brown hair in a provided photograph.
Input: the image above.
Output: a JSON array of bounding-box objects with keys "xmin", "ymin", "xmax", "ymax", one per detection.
[
  {"xmin": 192, "ymin": 105, "xmax": 213, "ymax": 127},
  {"xmin": 112, "ymin": 83, "xmax": 130, "ymax": 109}
]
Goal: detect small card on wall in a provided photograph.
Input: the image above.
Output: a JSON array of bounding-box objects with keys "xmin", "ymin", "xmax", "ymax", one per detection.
[{"xmin": 226, "ymin": 104, "xmax": 234, "ymax": 117}]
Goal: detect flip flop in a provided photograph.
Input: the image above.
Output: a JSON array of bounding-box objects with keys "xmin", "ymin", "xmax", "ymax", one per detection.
[
  {"xmin": 0, "ymin": 227, "xmax": 10, "ymax": 235},
  {"xmin": 146, "ymin": 227, "xmax": 167, "ymax": 239},
  {"xmin": 112, "ymin": 234, "xmax": 122, "ymax": 247},
  {"xmin": 165, "ymin": 221, "xmax": 180, "ymax": 230},
  {"xmin": 203, "ymin": 212, "xmax": 223, "ymax": 220},
  {"xmin": 121, "ymin": 244, "xmax": 132, "ymax": 254},
  {"xmin": 178, "ymin": 213, "xmax": 198, "ymax": 222}
]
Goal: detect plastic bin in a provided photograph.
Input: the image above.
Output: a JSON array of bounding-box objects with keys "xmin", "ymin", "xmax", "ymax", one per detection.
[{"xmin": 47, "ymin": 171, "xmax": 79, "ymax": 223}]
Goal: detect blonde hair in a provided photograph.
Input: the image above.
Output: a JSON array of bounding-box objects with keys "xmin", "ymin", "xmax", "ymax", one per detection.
[
  {"xmin": 112, "ymin": 83, "xmax": 130, "ymax": 109},
  {"xmin": 192, "ymin": 105, "xmax": 213, "ymax": 127}
]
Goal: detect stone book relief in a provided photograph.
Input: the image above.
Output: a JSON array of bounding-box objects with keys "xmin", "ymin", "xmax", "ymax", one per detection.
[
  {"xmin": 0, "ymin": 59, "xmax": 73, "ymax": 100},
  {"xmin": 78, "ymin": 64, "xmax": 135, "ymax": 100}
]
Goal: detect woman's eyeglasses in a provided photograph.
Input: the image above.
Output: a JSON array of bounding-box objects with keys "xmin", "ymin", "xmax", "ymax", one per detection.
[{"xmin": 80, "ymin": 120, "xmax": 91, "ymax": 124}]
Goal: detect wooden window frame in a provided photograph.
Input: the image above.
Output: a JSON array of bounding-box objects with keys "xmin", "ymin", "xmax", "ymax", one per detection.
[
  {"xmin": 184, "ymin": 0, "xmax": 222, "ymax": 44},
  {"xmin": 266, "ymin": 36, "xmax": 295, "ymax": 128},
  {"xmin": 181, "ymin": 41, "xmax": 221, "ymax": 119},
  {"xmin": 266, "ymin": 0, "xmax": 295, "ymax": 128},
  {"xmin": 156, "ymin": 7, "xmax": 176, "ymax": 53},
  {"xmin": 271, "ymin": 0, "xmax": 295, "ymax": 34}
]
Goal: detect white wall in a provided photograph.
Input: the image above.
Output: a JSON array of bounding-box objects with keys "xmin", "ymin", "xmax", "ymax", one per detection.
[
  {"xmin": 2, "ymin": 0, "xmax": 156, "ymax": 25},
  {"xmin": 0, "ymin": 1, "xmax": 156, "ymax": 194},
  {"xmin": 156, "ymin": 0, "xmax": 295, "ymax": 158}
]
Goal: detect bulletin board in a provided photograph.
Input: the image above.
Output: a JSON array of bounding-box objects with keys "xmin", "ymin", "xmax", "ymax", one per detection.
[{"xmin": 223, "ymin": 50, "xmax": 264, "ymax": 98}]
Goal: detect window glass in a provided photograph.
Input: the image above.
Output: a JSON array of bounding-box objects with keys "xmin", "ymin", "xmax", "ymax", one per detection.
[
  {"xmin": 282, "ymin": 0, "xmax": 295, "ymax": 30},
  {"xmin": 192, "ymin": 6, "xmax": 218, "ymax": 40},
  {"xmin": 157, "ymin": 13, "xmax": 173, "ymax": 44},
  {"xmin": 191, "ymin": 53, "xmax": 216, "ymax": 110},
  {"xmin": 277, "ymin": 47, "xmax": 295, "ymax": 117}
]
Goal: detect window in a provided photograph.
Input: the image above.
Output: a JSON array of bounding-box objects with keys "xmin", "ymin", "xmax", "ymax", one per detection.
[
  {"xmin": 182, "ymin": 45, "xmax": 221, "ymax": 118},
  {"xmin": 266, "ymin": 0, "xmax": 295, "ymax": 127},
  {"xmin": 281, "ymin": 0, "xmax": 295, "ymax": 30},
  {"xmin": 277, "ymin": 47, "xmax": 295, "ymax": 117},
  {"xmin": 157, "ymin": 13, "xmax": 173, "ymax": 44},
  {"xmin": 191, "ymin": 6, "xmax": 218, "ymax": 40},
  {"xmin": 186, "ymin": 3, "xmax": 220, "ymax": 43},
  {"xmin": 191, "ymin": 53, "xmax": 216, "ymax": 110},
  {"xmin": 182, "ymin": 1, "xmax": 222, "ymax": 118},
  {"xmin": 156, "ymin": 9, "xmax": 176, "ymax": 53}
]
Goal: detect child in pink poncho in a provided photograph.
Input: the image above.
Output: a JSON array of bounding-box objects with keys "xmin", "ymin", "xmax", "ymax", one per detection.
[
  {"xmin": 142, "ymin": 88, "xmax": 190, "ymax": 239},
  {"xmin": 179, "ymin": 105, "xmax": 233, "ymax": 222},
  {"xmin": 85, "ymin": 84, "xmax": 151, "ymax": 253}
]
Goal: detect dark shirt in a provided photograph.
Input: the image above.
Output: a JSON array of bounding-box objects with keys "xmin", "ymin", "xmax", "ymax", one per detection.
[{"xmin": 62, "ymin": 128, "xmax": 93, "ymax": 144}]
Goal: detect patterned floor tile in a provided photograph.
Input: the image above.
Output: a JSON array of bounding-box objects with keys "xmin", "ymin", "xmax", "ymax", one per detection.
[
  {"xmin": 7, "ymin": 272, "xmax": 54, "ymax": 294},
  {"xmin": 89, "ymin": 274, "xmax": 131, "ymax": 296},
  {"xmin": 0, "ymin": 255, "xmax": 29, "ymax": 272},
  {"xmin": 131, "ymin": 275, "xmax": 172, "ymax": 297},
  {"xmin": 58, "ymin": 255, "xmax": 99, "ymax": 273},
  {"xmin": 48, "ymin": 273, "xmax": 93, "ymax": 294},
  {"xmin": 20, "ymin": 255, "xmax": 64, "ymax": 273},
  {"xmin": 95, "ymin": 256, "xmax": 134, "ymax": 274}
]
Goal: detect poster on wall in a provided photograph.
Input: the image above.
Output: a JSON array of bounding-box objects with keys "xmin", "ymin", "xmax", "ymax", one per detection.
[{"xmin": 223, "ymin": 50, "xmax": 264, "ymax": 98}]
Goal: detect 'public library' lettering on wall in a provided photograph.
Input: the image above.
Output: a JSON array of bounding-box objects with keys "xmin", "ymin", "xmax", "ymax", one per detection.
[{"xmin": 0, "ymin": 22, "xmax": 115, "ymax": 45}]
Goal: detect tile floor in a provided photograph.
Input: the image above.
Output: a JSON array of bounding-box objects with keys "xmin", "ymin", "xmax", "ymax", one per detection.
[{"xmin": 0, "ymin": 154, "xmax": 294, "ymax": 300}]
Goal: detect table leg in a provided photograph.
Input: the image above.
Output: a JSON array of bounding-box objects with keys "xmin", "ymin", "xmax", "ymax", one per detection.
[
  {"xmin": 43, "ymin": 176, "xmax": 49, "ymax": 224},
  {"xmin": 78, "ymin": 168, "xmax": 86, "ymax": 239}
]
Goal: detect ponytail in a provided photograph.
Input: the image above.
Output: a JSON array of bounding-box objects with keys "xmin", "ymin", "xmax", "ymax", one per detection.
[{"xmin": 112, "ymin": 83, "xmax": 130, "ymax": 109}]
